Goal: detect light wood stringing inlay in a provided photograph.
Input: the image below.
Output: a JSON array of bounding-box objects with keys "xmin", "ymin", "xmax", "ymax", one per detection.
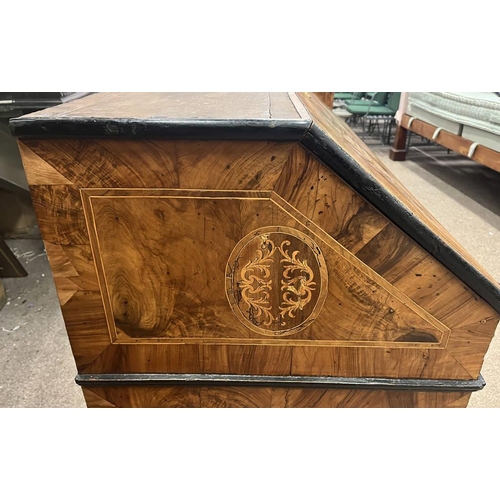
[
  {"xmin": 225, "ymin": 226, "xmax": 328, "ymax": 336},
  {"xmin": 80, "ymin": 188, "xmax": 449, "ymax": 347}
]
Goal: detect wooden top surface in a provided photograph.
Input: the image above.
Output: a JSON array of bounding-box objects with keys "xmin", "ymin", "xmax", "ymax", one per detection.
[
  {"xmin": 23, "ymin": 92, "xmax": 304, "ymax": 120},
  {"xmin": 9, "ymin": 92, "xmax": 311, "ymax": 141}
]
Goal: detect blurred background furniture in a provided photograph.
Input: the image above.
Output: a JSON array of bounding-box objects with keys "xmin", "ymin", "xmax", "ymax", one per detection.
[
  {"xmin": 336, "ymin": 92, "xmax": 401, "ymax": 144},
  {"xmin": 391, "ymin": 92, "xmax": 500, "ymax": 173}
]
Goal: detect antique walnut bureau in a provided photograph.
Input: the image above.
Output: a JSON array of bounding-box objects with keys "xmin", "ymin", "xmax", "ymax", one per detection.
[{"xmin": 11, "ymin": 92, "xmax": 500, "ymax": 408}]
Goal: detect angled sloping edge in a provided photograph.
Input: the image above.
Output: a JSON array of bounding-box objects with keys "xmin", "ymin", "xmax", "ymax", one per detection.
[{"xmin": 298, "ymin": 93, "xmax": 500, "ymax": 315}]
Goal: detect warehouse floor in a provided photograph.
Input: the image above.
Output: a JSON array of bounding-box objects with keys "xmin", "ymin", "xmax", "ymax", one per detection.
[{"xmin": 1, "ymin": 127, "xmax": 499, "ymax": 408}]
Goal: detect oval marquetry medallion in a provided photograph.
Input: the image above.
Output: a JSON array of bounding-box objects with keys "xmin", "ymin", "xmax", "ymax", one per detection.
[{"xmin": 226, "ymin": 226, "xmax": 328, "ymax": 336}]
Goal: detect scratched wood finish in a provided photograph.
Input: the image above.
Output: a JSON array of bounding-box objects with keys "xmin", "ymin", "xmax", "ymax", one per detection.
[
  {"xmin": 83, "ymin": 386, "xmax": 471, "ymax": 408},
  {"xmin": 19, "ymin": 92, "xmax": 303, "ymax": 121},
  {"xmin": 19, "ymin": 136, "xmax": 500, "ymax": 385},
  {"xmin": 274, "ymin": 146, "xmax": 498, "ymax": 377}
]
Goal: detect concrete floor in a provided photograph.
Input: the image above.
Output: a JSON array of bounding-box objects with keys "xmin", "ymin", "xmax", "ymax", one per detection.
[
  {"xmin": 0, "ymin": 238, "xmax": 85, "ymax": 407},
  {"xmin": 1, "ymin": 127, "xmax": 499, "ymax": 407}
]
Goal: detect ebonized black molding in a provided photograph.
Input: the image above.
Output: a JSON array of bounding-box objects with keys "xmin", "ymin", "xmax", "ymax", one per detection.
[
  {"xmin": 9, "ymin": 118, "xmax": 312, "ymax": 142},
  {"xmin": 302, "ymin": 124, "xmax": 500, "ymax": 315},
  {"xmin": 75, "ymin": 373, "xmax": 485, "ymax": 392}
]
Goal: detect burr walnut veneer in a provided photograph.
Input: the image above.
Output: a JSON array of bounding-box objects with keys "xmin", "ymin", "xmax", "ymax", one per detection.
[{"xmin": 11, "ymin": 92, "xmax": 500, "ymax": 407}]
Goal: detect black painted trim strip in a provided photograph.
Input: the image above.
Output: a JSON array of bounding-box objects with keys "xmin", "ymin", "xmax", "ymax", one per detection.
[
  {"xmin": 75, "ymin": 373, "xmax": 485, "ymax": 392},
  {"xmin": 302, "ymin": 125, "xmax": 500, "ymax": 314},
  {"xmin": 9, "ymin": 117, "xmax": 312, "ymax": 141}
]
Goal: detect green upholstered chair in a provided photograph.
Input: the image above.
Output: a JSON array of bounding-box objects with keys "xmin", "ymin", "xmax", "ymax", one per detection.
[
  {"xmin": 334, "ymin": 92, "xmax": 366, "ymax": 101},
  {"xmin": 344, "ymin": 92, "xmax": 389, "ymax": 109},
  {"xmin": 346, "ymin": 93, "xmax": 401, "ymax": 143}
]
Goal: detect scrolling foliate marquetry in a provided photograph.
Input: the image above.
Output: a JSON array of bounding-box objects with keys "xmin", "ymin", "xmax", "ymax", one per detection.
[{"xmin": 226, "ymin": 227, "xmax": 328, "ymax": 336}]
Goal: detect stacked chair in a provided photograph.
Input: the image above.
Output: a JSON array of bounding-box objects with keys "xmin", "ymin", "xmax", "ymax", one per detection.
[
  {"xmin": 337, "ymin": 92, "xmax": 401, "ymax": 144},
  {"xmin": 334, "ymin": 92, "xmax": 365, "ymax": 102}
]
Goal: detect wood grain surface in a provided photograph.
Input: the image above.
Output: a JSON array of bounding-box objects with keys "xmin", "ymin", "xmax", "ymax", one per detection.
[
  {"xmin": 19, "ymin": 136, "xmax": 500, "ymax": 385},
  {"xmin": 80, "ymin": 188, "xmax": 448, "ymax": 346},
  {"xmin": 83, "ymin": 385, "xmax": 471, "ymax": 408},
  {"xmin": 82, "ymin": 388, "xmax": 116, "ymax": 408},
  {"xmin": 312, "ymin": 92, "xmax": 334, "ymax": 108},
  {"xmin": 17, "ymin": 96, "xmax": 500, "ymax": 409}
]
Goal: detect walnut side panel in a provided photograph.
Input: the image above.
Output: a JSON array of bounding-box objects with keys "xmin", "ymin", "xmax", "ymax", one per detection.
[
  {"xmin": 83, "ymin": 386, "xmax": 471, "ymax": 408},
  {"xmin": 19, "ymin": 138, "xmax": 499, "ymax": 382}
]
